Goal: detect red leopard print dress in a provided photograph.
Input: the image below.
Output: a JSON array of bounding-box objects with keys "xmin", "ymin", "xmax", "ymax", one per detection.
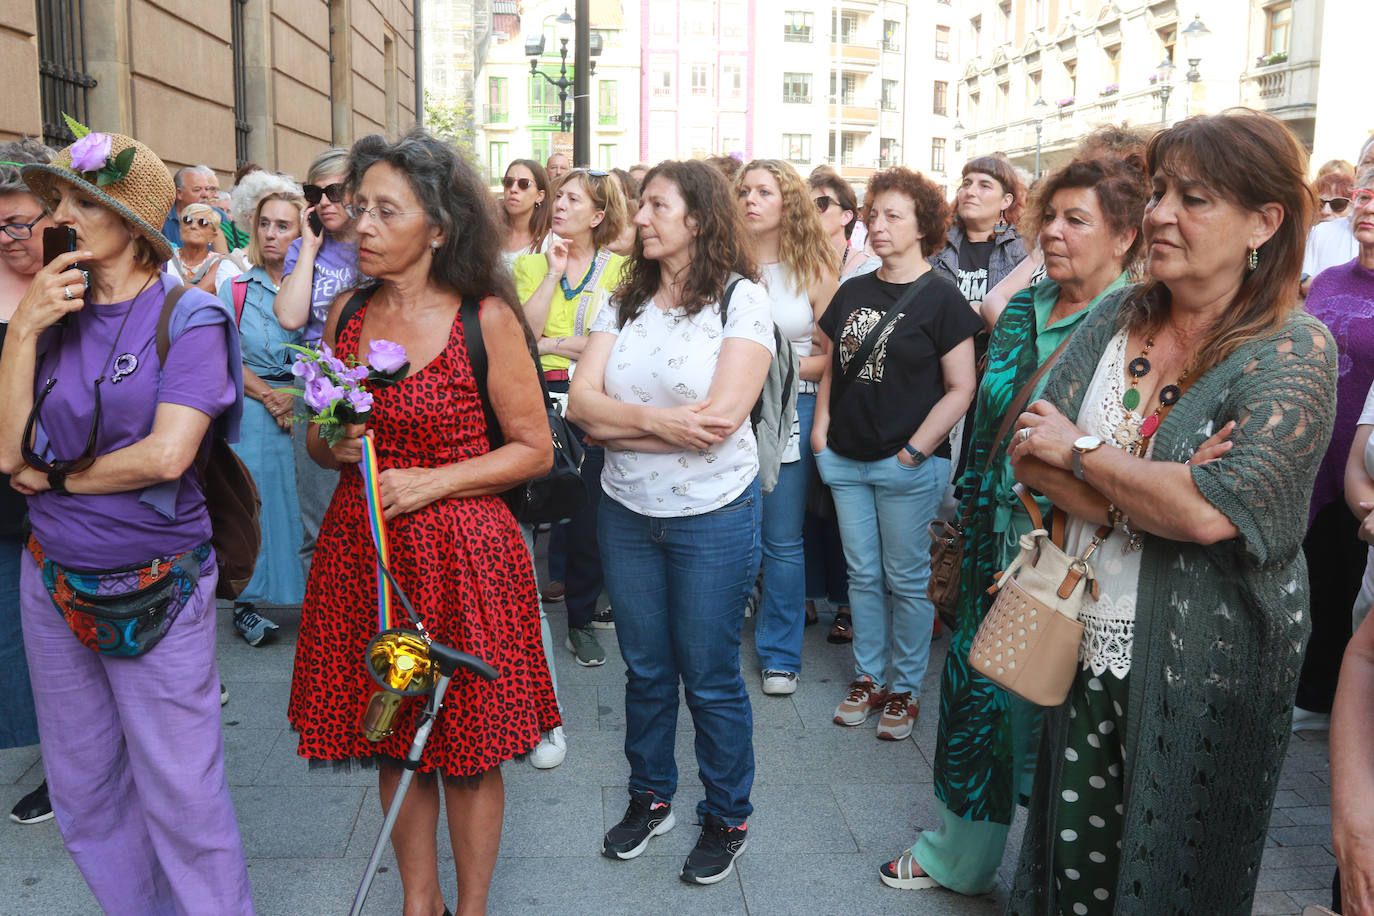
[{"xmin": 288, "ymin": 300, "xmax": 560, "ymax": 775}]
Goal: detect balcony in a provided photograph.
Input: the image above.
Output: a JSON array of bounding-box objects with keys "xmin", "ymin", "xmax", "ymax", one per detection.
[
  {"xmin": 1240, "ymin": 59, "xmax": 1319, "ymax": 118},
  {"xmin": 830, "ymin": 101, "xmax": 880, "ymax": 126},
  {"xmin": 830, "ymin": 41, "xmax": 881, "ymax": 66}
]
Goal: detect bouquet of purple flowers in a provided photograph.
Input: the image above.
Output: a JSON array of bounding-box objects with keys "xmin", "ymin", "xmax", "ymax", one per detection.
[{"xmin": 286, "ymin": 339, "xmax": 409, "ymax": 446}]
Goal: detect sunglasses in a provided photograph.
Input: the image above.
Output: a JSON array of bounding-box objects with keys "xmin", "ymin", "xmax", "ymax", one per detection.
[
  {"xmin": 586, "ymin": 170, "xmax": 610, "ymax": 178},
  {"xmin": 22, "ymin": 377, "xmax": 102, "ymax": 476},
  {"xmin": 1321, "ymin": 197, "xmax": 1351, "ymax": 213},
  {"xmin": 303, "ymin": 182, "xmax": 347, "ymax": 205},
  {"xmin": 180, "ymin": 215, "xmax": 214, "ymax": 227},
  {"xmin": 0, "ymin": 213, "xmax": 46, "ymax": 241},
  {"xmin": 814, "ymin": 196, "xmax": 842, "ymax": 213},
  {"xmin": 502, "ymin": 176, "xmax": 534, "ymax": 190}
]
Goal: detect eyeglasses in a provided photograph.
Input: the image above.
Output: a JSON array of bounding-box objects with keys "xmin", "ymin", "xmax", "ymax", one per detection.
[
  {"xmin": 346, "ymin": 203, "xmax": 424, "ymax": 225},
  {"xmin": 1321, "ymin": 197, "xmax": 1351, "ymax": 213},
  {"xmin": 502, "ymin": 177, "xmax": 534, "ymax": 190},
  {"xmin": 181, "ymin": 215, "xmax": 214, "ymax": 227},
  {"xmin": 303, "ymin": 182, "xmax": 348, "ymax": 205},
  {"xmin": 814, "ymin": 196, "xmax": 841, "ymax": 213},
  {"xmin": 1351, "ymin": 189, "xmax": 1374, "ymax": 209},
  {"xmin": 22, "ymin": 377, "xmax": 102, "ymax": 476},
  {"xmin": 0, "ymin": 213, "xmax": 46, "ymax": 240}
]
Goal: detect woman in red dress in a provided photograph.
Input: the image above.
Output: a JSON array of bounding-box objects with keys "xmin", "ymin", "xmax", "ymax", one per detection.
[{"xmin": 287, "ymin": 130, "xmax": 557, "ymax": 916}]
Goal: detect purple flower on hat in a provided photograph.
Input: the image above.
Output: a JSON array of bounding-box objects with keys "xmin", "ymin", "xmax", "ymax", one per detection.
[
  {"xmin": 367, "ymin": 339, "xmax": 408, "ymax": 374},
  {"xmin": 303, "ymin": 375, "xmax": 345, "ymax": 413},
  {"xmin": 69, "ymin": 132, "xmax": 113, "ymax": 173},
  {"xmin": 345, "ymin": 388, "xmax": 374, "ymax": 414}
]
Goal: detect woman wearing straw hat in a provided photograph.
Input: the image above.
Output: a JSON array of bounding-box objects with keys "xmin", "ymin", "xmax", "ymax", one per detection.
[{"xmin": 0, "ymin": 130, "xmax": 253, "ymax": 913}]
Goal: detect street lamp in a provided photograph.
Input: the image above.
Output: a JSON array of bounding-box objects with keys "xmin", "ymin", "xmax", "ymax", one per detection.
[
  {"xmin": 526, "ymin": 7, "xmax": 601, "ymax": 161},
  {"xmin": 1031, "ymin": 97, "xmax": 1048, "ymax": 178},
  {"xmin": 953, "ymin": 119, "xmax": 964, "ymax": 152},
  {"xmin": 1181, "ymin": 13, "xmax": 1211, "ymax": 83},
  {"xmin": 1156, "ymin": 56, "xmax": 1175, "ymax": 125}
]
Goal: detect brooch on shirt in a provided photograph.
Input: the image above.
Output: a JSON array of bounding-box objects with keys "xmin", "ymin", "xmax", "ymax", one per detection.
[{"xmin": 111, "ymin": 353, "xmax": 139, "ymax": 383}]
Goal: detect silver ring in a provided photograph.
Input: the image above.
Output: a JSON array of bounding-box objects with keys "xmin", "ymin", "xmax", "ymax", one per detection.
[
  {"xmin": 1020, "ymin": 427, "xmax": 1032, "ymax": 443},
  {"xmin": 62, "ymin": 285, "xmax": 74, "ymax": 300}
]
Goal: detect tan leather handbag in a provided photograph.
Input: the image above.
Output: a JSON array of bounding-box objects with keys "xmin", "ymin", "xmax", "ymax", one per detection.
[{"xmin": 967, "ymin": 486, "xmax": 1109, "ymax": 707}]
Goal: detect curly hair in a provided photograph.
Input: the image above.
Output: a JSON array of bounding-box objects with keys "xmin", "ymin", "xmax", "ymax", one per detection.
[
  {"xmin": 958, "ymin": 155, "xmax": 1025, "ymax": 230},
  {"xmin": 0, "ymin": 137, "xmax": 54, "ymax": 196},
  {"xmin": 808, "ymin": 165, "xmax": 859, "ymax": 240},
  {"xmin": 1019, "ymin": 156, "xmax": 1150, "ymax": 271},
  {"xmin": 346, "ymin": 130, "xmax": 528, "ymax": 340},
  {"xmin": 1119, "ymin": 109, "xmax": 1313, "ymax": 374},
  {"xmin": 554, "ymin": 168, "xmax": 628, "ymax": 249},
  {"xmin": 737, "ymin": 159, "xmax": 838, "ymax": 292},
  {"xmin": 245, "ymin": 191, "xmax": 305, "ymax": 267},
  {"xmin": 229, "ymin": 169, "xmax": 302, "ymax": 229},
  {"xmin": 615, "ymin": 159, "xmax": 758, "ymax": 327},
  {"xmin": 1073, "ymin": 124, "xmax": 1154, "ymax": 169},
  {"xmin": 863, "ymin": 167, "xmax": 951, "ymax": 258},
  {"xmin": 503, "ymin": 158, "xmax": 552, "ymax": 252},
  {"xmin": 706, "ymin": 154, "xmax": 743, "ymax": 182}
]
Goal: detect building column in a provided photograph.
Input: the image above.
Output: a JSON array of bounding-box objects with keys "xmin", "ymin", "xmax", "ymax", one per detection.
[
  {"xmin": 244, "ymin": 0, "xmax": 277, "ymax": 169},
  {"xmin": 84, "ymin": 0, "xmax": 133, "ymax": 135}
]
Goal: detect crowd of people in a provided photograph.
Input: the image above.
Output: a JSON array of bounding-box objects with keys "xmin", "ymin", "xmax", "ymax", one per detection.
[{"xmin": 1, "ymin": 108, "xmax": 1373, "ymax": 915}]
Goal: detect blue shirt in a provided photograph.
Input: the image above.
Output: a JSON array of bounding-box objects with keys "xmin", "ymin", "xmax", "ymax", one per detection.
[{"xmin": 218, "ymin": 266, "xmax": 301, "ymax": 380}]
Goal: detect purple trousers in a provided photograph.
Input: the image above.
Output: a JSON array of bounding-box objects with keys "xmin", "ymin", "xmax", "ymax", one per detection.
[{"xmin": 20, "ymin": 552, "xmax": 254, "ymax": 916}]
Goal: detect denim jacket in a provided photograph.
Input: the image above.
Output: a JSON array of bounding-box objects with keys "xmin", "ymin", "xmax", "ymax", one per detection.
[{"xmin": 927, "ymin": 223, "xmax": 1028, "ymax": 299}]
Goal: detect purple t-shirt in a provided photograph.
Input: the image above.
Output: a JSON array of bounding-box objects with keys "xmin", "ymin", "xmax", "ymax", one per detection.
[
  {"xmin": 282, "ymin": 234, "xmax": 366, "ymax": 343},
  {"xmin": 1305, "ymin": 258, "xmax": 1374, "ymax": 521},
  {"xmin": 26, "ymin": 283, "xmax": 237, "ymax": 569}
]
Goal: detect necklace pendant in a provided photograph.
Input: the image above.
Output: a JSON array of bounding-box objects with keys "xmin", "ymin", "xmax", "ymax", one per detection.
[
  {"xmin": 1140, "ymin": 414, "xmax": 1160, "ymax": 438},
  {"xmin": 1121, "ymin": 387, "xmax": 1141, "ymax": 411},
  {"xmin": 111, "ymin": 353, "xmax": 139, "ymax": 383},
  {"xmin": 1159, "ymin": 384, "xmax": 1181, "ymax": 406},
  {"xmin": 1112, "ymin": 422, "xmax": 1140, "ymax": 448},
  {"xmin": 1127, "ymin": 356, "xmax": 1151, "ymax": 378}
]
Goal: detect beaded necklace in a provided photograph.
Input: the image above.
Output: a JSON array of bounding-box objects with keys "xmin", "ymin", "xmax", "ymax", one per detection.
[
  {"xmin": 559, "ymin": 256, "xmax": 598, "ymax": 300},
  {"xmin": 1121, "ymin": 334, "xmax": 1191, "ymax": 451}
]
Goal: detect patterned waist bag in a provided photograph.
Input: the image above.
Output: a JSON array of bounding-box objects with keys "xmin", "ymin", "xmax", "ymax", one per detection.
[{"xmin": 27, "ymin": 537, "xmax": 210, "ymax": 657}]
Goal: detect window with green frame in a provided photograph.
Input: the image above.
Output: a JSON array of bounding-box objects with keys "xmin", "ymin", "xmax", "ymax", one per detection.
[
  {"xmin": 488, "ymin": 141, "xmax": 510, "ymax": 184},
  {"xmin": 598, "ymin": 144, "xmax": 616, "ymax": 169},
  {"xmin": 531, "ymin": 134, "xmax": 552, "ymax": 164},
  {"xmin": 599, "ymin": 81, "xmax": 618, "ymax": 126},
  {"xmin": 529, "ymin": 69, "xmax": 575, "ymax": 123},
  {"xmin": 488, "ymin": 77, "xmax": 509, "ymax": 122}
]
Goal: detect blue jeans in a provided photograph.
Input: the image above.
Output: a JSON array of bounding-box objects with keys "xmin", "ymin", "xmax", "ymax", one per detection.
[
  {"xmin": 0, "ymin": 535, "xmax": 38, "ymax": 749},
  {"xmin": 814, "ymin": 448, "xmax": 948, "ymax": 697},
  {"xmin": 756, "ymin": 393, "xmax": 814, "ymax": 674},
  {"xmin": 598, "ymin": 479, "xmax": 761, "ymax": 825}
]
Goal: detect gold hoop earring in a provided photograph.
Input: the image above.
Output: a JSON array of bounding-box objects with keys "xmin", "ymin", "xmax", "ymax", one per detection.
[{"xmin": 1247, "ymin": 247, "xmax": 1259, "ymax": 271}]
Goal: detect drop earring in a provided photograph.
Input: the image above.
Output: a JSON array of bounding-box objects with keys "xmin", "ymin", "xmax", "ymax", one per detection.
[
  {"xmin": 995, "ymin": 209, "xmax": 1009, "ymax": 234},
  {"xmin": 1247, "ymin": 247, "xmax": 1258, "ymax": 271}
]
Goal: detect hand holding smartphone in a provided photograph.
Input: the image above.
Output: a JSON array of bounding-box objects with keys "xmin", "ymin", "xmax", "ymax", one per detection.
[
  {"xmin": 307, "ymin": 209, "xmax": 324, "ymax": 238},
  {"xmin": 42, "ymin": 227, "xmax": 82, "ymax": 327}
]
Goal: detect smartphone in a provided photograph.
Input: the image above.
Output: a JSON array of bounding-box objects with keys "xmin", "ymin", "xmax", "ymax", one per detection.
[
  {"xmin": 308, "ymin": 210, "xmax": 324, "ymax": 237},
  {"xmin": 42, "ymin": 226, "xmax": 78, "ymax": 266}
]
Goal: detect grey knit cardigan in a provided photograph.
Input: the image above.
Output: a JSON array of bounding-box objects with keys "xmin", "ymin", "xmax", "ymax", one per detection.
[{"xmin": 1005, "ymin": 287, "xmax": 1338, "ymax": 916}]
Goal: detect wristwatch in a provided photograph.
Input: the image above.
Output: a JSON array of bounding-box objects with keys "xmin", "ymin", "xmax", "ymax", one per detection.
[
  {"xmin": 1071, "ymin": 435, "xmax": 1104, "ymax": 481},
  {"xmin": 48, "ymin": 468, "xmax": 71, "ymax": 496},
  {"xmin": 903, "ymin": 443, "xmax": 927, "ymax": 464}
]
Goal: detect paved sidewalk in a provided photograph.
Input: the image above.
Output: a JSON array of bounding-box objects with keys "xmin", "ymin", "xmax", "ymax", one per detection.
[{"xmin": 0, "ymin": 596, "xmax": 1339, "ymax": 915}]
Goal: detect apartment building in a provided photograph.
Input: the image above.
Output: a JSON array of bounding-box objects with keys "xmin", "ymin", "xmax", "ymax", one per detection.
[
  {"xmin": 2, "ymin": 0, "xmax": 418, "ymax": 180},
  {"xmin": 953, "ymin": 0, "xmax": 1360, "ymax": 179}
]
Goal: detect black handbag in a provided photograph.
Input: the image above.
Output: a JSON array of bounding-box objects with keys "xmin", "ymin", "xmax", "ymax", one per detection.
[{"xmin": 459, "ymin": 297, "xmax": 588, "ymax": 525}]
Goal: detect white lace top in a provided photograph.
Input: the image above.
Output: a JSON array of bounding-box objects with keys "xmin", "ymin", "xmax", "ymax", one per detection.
[{"xmin": 1063, "ymin": 327, "xmax": 1153, "ymax": 678}]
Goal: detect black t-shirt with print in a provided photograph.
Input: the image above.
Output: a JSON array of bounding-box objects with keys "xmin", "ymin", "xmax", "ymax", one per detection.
[
  {"xmin": 819, "ymin": 270, "xmax": 982, "ymax": 462},
  {"xmin": 955, "ymin": 238, "xmax": 996, "ymax": 309}
]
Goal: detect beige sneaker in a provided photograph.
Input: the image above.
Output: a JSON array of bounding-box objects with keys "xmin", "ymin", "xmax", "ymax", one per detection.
[
  {"xmin": 876, "ymin": 692, "xmax": 918, "ymax": 741},
  {"xmin": 834, "ymin": 677, "xmax": 889, "ymax": 726}
]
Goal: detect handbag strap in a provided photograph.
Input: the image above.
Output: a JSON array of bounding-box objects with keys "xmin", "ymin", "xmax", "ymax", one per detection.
[
  {"xmin": 830, "ymin": 269, "xmax": 936, "ymax": 406},
  {"xmin": 571, "ymin": 248, "xmax": 612, "ymax": 337},
  {"xmin": 1014, "ymin": 482, "xmax": 1111, "ymax": 556}
]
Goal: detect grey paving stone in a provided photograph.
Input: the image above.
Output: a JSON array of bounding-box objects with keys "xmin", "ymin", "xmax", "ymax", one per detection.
[
  {"xmin": 0, "ymin": 747, "xmax": 41, "ymax": 786},
  {"xmin": 1258, "ymin": 844, "xmax": 1337, "ymax": 869},
  {"xmin": 220, "ymin": 725, "xmax": 281, "ymax": 786},
  {"xmin": 1270, "ymin": 824, "xmax": 1337, "ymax": 847},
  {"xmin": 252, "ymin": 729, "xmax": 380, "ymax": 788},
  {"xmin": 751, "ymin": 725, "xmax": 929, "ymax": 788},
  {"xmin": 739, "ymin": 851, "xmax": 1005, "ymax": 916},
  {"xmin": 830, "ymin": 781, "xmax": 940, "ymax": 857},
  {"xmin": 0, "ymin": 810, "xmax": 67, "ymax": 861},
  {"xmin": 1251, "ymin": 889, "xmax": 1301, "ymax": 915},
  {"xmin": 1295, "ymin": 785, "xmax": 1333, "ymax": 807},
  {"xmin": 491, "ymin": 853, "xmax": 749, "ymax": 915},
  {"xmin": 1255, "ymin": 865, "xmax": 1335, "ymax": 892},
  {"xmin": 0, "ymin": 855, "xmax": 95, "ymax": 916},
  {"xmin": 244, "ymin": 856, "xmax": 407, "ymax": 916},
  {"xmin": 219, "ymin": 679, "xmax": 293, "ymax": 730},
  {"xmin": 1283, "ymin": 805, "xmax": 1335, "ymax": 827},
  {"xmin": 744, "ymin": 783, "xmax": 859, "ymax": 853},
  {"xmin": 231, "ymin": 784, "xmax": 367, "ymax": 859}
]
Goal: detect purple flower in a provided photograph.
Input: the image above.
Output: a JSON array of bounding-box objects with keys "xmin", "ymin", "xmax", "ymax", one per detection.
[
  {"xmin": 291, "ymin": 356, "xmax": 319, "ymax": 381},
  {"xmin": 367, "ymin": 339, "xmax": 408, "ymax": 374},
  {"xmin": 69, "ymin": 133, "xmax": 112, "ymax": 173},
  {"xmin": 344, "ymin": 364, "xmax": 371, "ymax": 384},
  {"xmin": 303, "ymin": 375, "xmax": 345, "ymax": 413},
  {"xmin": 345, "ymin": 388, "xmax": 374, "ymax": 414},
  {"xmin": 323, "ymin": 354, "xmax": 347, "ymax": 377}
]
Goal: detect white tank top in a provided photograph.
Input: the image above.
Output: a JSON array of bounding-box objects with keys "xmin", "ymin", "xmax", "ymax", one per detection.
[{"xmin": 758, "ymin": 262, "xmax": 814, "ymax": 360}]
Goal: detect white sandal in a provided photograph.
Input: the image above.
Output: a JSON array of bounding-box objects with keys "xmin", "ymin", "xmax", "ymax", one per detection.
[{"xmin": 879, "ymin": 850, "xmax": 941, "ymax": 890}]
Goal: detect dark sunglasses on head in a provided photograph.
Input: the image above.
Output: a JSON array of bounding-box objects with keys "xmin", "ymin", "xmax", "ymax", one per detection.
[
  {"xmin": 0, "ymin": 213, "xmax": 46, "ymax": 241},
  {"xmin": 814, "ymin": 196, "xmax": 841, "ymax": 213},
  {"xmin": 22, "ymin": 377, "xmax": 101, "ymax": 476},
  {"xmin": 502, "ymin": 176, "xmax": 534, "ymax": 190},
  {"xmin": 586, "ymin": 170, "xmax": 610, "ymax": 178},
  {"xmin": 303, "ymin": 182, "xmax": 347, "ymax": 205},
  {"xmin": 1321, "ymin": 196, "xmax": 1351, "ymax": 213},
  {"xmin": 181, "ymin": 215, "xmax": 213, "ymax": 227}
]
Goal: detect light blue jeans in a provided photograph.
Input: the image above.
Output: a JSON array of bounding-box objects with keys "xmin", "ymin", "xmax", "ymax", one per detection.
[
  {"xmin": 756, "ymin": 393, "xmax": 815, "ymax": 674},
  {"xmin": 814, "ymin": 448, "xmax": 948, "ymax": 697}
]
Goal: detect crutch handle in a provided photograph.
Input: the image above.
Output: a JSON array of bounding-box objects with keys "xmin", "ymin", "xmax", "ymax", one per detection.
[{"xmin": 427, "ymin": 641, "xmax": 500, "ymax": 681}]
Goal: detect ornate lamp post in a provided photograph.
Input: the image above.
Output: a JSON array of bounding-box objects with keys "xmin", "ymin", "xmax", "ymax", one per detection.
[
  {"xmin": 1182, "ymin": 13, "xmax": 1212, "ymax": 84},
  {"xmin": 527, "ymin": 10, "xmax": 577, "ymax": 135},
  {"xmin": 1032, "ymin": 97, "xmax": 1048, "ymax": 178},
  {"xmin": 1156, "ymin": 56, "xmax": 1176, "ymax": 125},
  {"xmin": 526, "ymin": 7, "xmax": 602, "ymax": 163}
]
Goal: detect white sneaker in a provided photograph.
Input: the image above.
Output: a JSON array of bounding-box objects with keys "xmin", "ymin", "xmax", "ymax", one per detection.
[
  {"xmin": 762, "ymin": 670, "xmax": 798, "ymax": 695},
  {"xmin": 530, "ymin": 726, "xmax": 567, "ymax": 769},
  {"xmin": 1291, "ymin": 706, "xmax": 1330, "ymax": 732}
]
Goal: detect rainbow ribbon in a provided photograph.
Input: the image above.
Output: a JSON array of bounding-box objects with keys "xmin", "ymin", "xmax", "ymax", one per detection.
[{"xmin": 358, "ymin": 432, "xmax": 396, "ymax": 632}]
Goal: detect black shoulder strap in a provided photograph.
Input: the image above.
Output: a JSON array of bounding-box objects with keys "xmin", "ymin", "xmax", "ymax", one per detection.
[
  {"xmin": 155, "ymin": 283, "xmax": 191, "ymax": 366},
  {"xmin": 462, "ymin": 294, "xmax": 551, "ymax": 450},
  {"xmin": 830, "ymin": 270, "xmax": 936, "ymax": 405},
  {"xmin": 718, "ymin": 272, "xmax": 745, "ymax": 322},
  {"xmin": 334, "ymin": 289, "xmax": 372, "ymax": 347}
]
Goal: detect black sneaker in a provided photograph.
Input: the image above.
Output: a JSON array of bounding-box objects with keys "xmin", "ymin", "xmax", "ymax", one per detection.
[
  {"xmin": 680, "ymin": 815, "xmax": 748, "ymax": 885},
  {"xmin": 602, "ymin": 791, "xmax": 675, "ymax": 860},
  {"xmin": 10, "ymin": 781, "xmax": 53, "ymax": 825},
  {"xmin": 588, "ymin": 605, "xmax": 615, "ymax": 630}
]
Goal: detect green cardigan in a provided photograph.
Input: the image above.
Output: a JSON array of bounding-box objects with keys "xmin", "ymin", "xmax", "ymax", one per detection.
[{"xmin": 1006, "ymin": 288, "xmax": 1338, "ymax": 916}]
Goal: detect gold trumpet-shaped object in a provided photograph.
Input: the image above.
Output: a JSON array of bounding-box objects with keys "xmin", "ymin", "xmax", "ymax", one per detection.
[{"xmin": 361, "ymin": 629, "xmax": 437, "ymax": 742}]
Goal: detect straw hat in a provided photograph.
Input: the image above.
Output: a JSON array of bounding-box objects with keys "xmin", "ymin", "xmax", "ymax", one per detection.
[{"xmin": 22, "ymin": 132, "xmax": 176, "ymax": 262}]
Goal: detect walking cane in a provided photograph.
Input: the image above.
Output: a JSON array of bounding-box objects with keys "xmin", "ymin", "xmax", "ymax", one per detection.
[{"xmin": 349, "ymin": 636, "xmax": 498, "ymax": 916}]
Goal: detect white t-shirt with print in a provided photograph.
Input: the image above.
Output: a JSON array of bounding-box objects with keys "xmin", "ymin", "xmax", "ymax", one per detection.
[{"xmin": 592, "ymin": 279, "xmax": 776, "ymax": 517}]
